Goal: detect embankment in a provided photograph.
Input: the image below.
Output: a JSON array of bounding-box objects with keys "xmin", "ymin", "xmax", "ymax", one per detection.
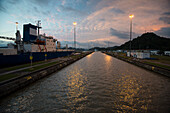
[
  {"xmin": 104, "ymin": 52, "xmax": 170, "ymax": 77},
  {"xmin": 0, "ymin": 52, "xmax": 92, "ymax": 98}
]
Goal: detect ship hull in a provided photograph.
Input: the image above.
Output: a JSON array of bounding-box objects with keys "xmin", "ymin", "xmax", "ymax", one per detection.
[{"xmin": 0, "ymin": 51, "xmax": 73, "ymax": 68}]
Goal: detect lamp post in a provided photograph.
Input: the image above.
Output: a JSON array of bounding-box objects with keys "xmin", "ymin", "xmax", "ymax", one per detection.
[
  {"xmin": 129, "ymin": 14, "xmax": 134, "ymax": 57},
  {"xmin": 16, "ymin": 22, "xmax": 18, "ymax": 31},
  {"xmin": 73, "ymin": 22, "xmax": 77, "ymax": 49}
]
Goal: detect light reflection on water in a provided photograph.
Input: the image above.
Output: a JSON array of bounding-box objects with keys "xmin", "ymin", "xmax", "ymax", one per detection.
[{"xmin": 0, "ymin": 52, "xmax": 170, "ymax": 113}]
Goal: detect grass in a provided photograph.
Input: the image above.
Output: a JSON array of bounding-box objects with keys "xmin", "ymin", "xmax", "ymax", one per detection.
[
  {"xmin": 143, "ymin": 61, "xmax": 170, "ymax": 70},
  {"xmin": 71, "ymin": 54, "xmax": 84, "ymax": 59},
  {"xmin": 150, "ymin": 55, "xmax": 170, "ymax": 64},
  {"xmin": 23, "ymin": 61, "xmax": 59, "ymax": 72},
  {"xmin": 107, "ymin": 52, "xmax": 170, "ymax": 70},
  {"xmin": 0, "ymin": 73, "xmax": 19, "ymax": 82},
  {"xmin": 1, "ymin": 60, "xmax": 50, "ymax": 73},
  {"xmin": 143, "ymin": 55, "xmax": 170, "ymax": 70},
  {"xmin": 0, "ymin": 61, "xmax": 59, "ymax": 82},
  {"xmin": 0, "ymin": 53, "xmax": 87, "ymax": 82}
]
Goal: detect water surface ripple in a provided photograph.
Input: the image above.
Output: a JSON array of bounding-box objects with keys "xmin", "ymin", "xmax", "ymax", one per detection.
[{"xmin": 0, "ymin": 52, "xmax": 170, "ymax": 113}]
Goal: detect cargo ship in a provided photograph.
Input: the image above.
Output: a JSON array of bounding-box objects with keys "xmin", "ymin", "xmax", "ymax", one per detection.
[{"xmin": 0, "ymin": 21, "xmax": 73, "ymax": 67}]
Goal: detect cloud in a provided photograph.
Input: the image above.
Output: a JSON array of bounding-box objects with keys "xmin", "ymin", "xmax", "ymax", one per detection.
[
  {"xmin": 0, "ymin": 40, "xmax": 14, "ymax": 47},
  {"xmin": 159, "ymin": 17, "xmax": 170, "ymax": 24},
  {"xmin": 155, "ymin": 27, "xmax": 170, "ymax": 38},
  {"xmin": 60, "ymin": 5, "xmax": 88, "ymax": 16},
  {"xmin": 1, "ymin": 0, "xmax": 170, "ymax": 48},
  {"xmin": 7, "ymin": 0, "xmax": 21, "ymax": 4},
  {"xmin": 31, "ymin": 0, "xmax": 50, "ymax": 6},
  {"xmin": 33, "ymin": 7, "xmax": 40, "ymax": 13},
  {"xmin": 61, "ymin": 0, "xmax": 66, "ymax": 5},
  {"xmin": 103, "ymin": 41, "xmax": 118, "ymax": 45},
  {"xmin": 163, "ymin": 12, "xmax": 170, "ymax": 15},
  {"xmin": 109, "ymin": 8, "xmax": 124, "ymax": 14},
  {"xmin": 0, "ymin": 0, "xmax": 7, "ymax": 12},
  {"xmin": 110, "ymin": 28, "xmax": 129, "ymax": 39},
  {"xmin": 0, "ymin": 0, "xmax": 23, "ymax": 13}
]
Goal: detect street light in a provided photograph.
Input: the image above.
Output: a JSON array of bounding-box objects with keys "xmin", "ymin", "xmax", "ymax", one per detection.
[
  {"xmin": 129, "ymin": 14, "xmax": 134, "ymax": 57},
  {"xmin": 16, "ymin": 22, "xmax": 18, "ymax": 31},
  {"xmin": 73, "ymin": 22, "xmax": 77, "ymax": 49}
]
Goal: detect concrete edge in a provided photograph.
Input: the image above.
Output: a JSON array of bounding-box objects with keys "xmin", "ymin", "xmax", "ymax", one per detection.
[
  {"xmin": 104, "ymin": 52, "xmax": 170, "ymax": 78},
  {"xmin": 0, "ymin": 52, "xmax": 93, "ymax": 98}
]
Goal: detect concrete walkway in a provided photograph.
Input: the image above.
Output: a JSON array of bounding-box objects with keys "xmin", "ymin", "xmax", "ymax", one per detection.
[{"xmin": 0, "ymin": 57, "xmax": 71, "ymax": 76}]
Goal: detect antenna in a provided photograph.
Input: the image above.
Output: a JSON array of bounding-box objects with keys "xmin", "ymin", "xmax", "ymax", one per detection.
[{"xmin": 37, "ymin": 20, "xmax": 42, "ymax": 38}]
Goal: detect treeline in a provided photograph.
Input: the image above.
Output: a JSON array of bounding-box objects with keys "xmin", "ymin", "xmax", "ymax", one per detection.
[{"xmin": 90, "ymin": 32, "xmax": 170, "ymax": 51}]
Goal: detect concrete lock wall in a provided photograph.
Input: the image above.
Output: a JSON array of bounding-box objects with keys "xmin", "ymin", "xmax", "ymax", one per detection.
[
  {"xmin": 105, "ymin": 52, "xmax": 170, "ymax": 78},
  {"xmin": 0, "ymin": 52, "xmax": 92, "ymax": 98}
]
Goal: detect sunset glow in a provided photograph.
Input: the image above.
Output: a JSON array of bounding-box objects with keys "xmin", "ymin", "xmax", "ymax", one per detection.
[{"xmin": 0, "ymin": 0, "xmax": 169, "ymax": 48}]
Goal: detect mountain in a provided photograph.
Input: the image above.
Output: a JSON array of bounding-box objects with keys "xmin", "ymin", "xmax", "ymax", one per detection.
[{"xmin": 116, "ymin": 32, "xmax": 170, "ymax": 50}]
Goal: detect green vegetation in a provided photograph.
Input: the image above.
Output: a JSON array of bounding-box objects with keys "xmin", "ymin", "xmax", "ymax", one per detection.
[
  {"xmin": 106, "ymin": 52, "xmax": 170, "ymax": 70},
  {"xmin": 90, "ymin": 33, "xmax": 170, "ymax": 51},
  {"xmin": 0, "ymin": 53, "xmax": 87, "ymax": 82},
  {"xmin": 0, "ymin": 61, "xmax": 59, "ymax": 82},
  {"xmin": 143, "ymin": 55, "xmax": 170, "ymax": 70},
  {"xmin": 143, "ymin": 61, "xmax": 170, "ymax": 70},
  {"xmin": 23, "ymin": 61, "xmax": 59, "ymax": 72},
  {"xmin": 151, "ymin": 55, "xmax": 170, "ymax": 64},
  {"xmin": 71, "ymin": 54, "xmax": 84, "ymax": 59},
  {"xmin": 1, "ymin": 60, "xmax": 50, "ymax": 73},
  {"xmin": 0, "ymin": 73, "xmax": 18, "ymax": 82},
  {"xmin": 117, "ymin": 32, "xmax": 170, "ymax": 50}
]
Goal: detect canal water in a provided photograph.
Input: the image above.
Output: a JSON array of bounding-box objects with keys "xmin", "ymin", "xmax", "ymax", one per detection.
[{"xmin": 0, "ymin": 52, "xmax": 170, "ymax": 113}]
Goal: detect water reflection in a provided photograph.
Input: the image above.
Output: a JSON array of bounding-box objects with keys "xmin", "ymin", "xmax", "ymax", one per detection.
[
  {"xmin": 104, "ymin": 54, "xmax": 111, "ymax": 63},
  {"xmin": 115, "ymin": 74, "xmax": 142, "ymax": 112},
  {"xmin": 65, "ymin": 65, "xmax": 87, "ymax": 111},
  {"xmin": 0, "ymin": 52, "xmax": 170, "ymax": 113},
  {"xmin": 86, "ymin": 53, "xmax": 92, "ymax": 58}
]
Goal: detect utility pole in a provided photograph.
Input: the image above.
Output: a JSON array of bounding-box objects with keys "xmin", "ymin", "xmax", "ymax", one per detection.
[
  {"xmin": 73, "ymin": 22, "xmax": 77, "ymax": 50},
  {"xmin": 129, "ymin": 14, "xmax": 134, "ymax": 57}
]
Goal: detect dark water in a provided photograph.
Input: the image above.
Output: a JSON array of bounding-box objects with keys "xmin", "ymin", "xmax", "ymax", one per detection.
[{"xmin": 0, "ymin": 52, "xmax": 170, "ymax": 113}]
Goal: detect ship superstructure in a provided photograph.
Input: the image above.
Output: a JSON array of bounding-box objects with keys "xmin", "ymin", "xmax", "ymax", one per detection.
[
  {"xmin": 0, "ymin": 22, "xmax": 61, "ymax": 55},
  {"xmin": 23, "ymin": 23, "xmax": 57, "ymax": 53},
  {"xmin": 0, "ymin": 22, "xmax": 73, "ymax": 67},
  {"xmin": 22, "ymin": 23, "xmax": 58, "ymax": 53}
]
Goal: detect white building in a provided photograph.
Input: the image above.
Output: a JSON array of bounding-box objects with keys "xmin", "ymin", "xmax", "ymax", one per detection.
[
  {"xmin": 164, "ymin": 51, "xmax": 170, "ymax": 56},
  {"xmin": 150, "ymin": 50, "xmax": 159, "ymax": 55},
  {"xmin": 127, "ymin": 50, "xmax": 150, "ymax": 59}
]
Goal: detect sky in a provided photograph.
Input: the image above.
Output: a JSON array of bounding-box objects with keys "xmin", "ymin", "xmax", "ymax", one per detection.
[{"xmin": 0, "ymin": 0, "xmax": 170, "ymax": 48}]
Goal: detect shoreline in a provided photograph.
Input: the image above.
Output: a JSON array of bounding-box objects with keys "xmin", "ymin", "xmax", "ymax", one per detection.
[
  {"xmin": 0, "ymin": 52, "xmax": 93, "ymax": 98},
  {"xmin": 104, "ymin": 52, "xmax": 170, "ymax": 78}
]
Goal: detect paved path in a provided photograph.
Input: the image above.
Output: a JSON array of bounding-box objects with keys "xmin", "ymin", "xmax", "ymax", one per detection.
[{"xmin": 0, "ymin": 57, "xmax": 71, "ymax": 76}]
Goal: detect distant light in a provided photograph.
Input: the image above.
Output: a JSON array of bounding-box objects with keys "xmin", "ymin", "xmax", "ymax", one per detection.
[
  {"xmin": 129, "ymin": 14, "xmax": 134, "ymax": 19},
  {"xmin": 73, "ymin": 22, "xmax": 77, "ymax": 26}
]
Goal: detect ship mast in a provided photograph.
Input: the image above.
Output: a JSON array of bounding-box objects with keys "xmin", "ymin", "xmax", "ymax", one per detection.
[{"xmin": 37, "ymin": 20, "xmax": 42, "ymax": 39}]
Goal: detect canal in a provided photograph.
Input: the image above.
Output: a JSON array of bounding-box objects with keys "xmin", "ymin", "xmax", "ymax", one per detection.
[{"xmin": 0, "ymin": 52, "xmax": 170, "ymax": 113}]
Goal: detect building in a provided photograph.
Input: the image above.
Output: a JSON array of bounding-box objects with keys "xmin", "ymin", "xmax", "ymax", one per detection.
[
  {"xmin": 164, "ymin": 51, "xmax": 170, "ymax": 56},
  {"xmin": 150, "ymin": 50, "xmax": 159, "ymax": 55},
  {"xmin": 127, "ymin": 50, "xmax": 150, "ymax": 59}
]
